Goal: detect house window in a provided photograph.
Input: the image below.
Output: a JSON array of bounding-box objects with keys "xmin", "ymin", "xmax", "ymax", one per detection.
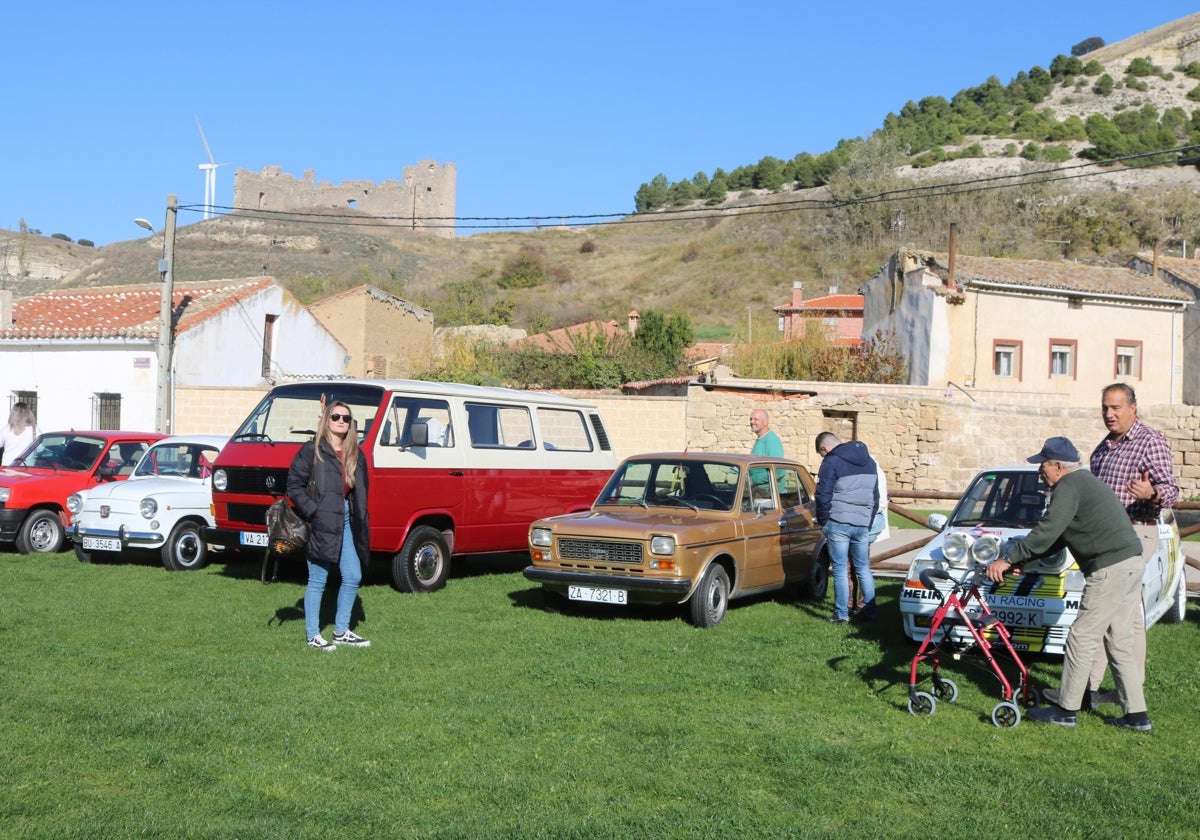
[
  {"xmin": 93, "ymin": 393, "xmax": 121, "ymax": 430},
  {"xmin": 993, "ymin": 341, "xmax": 1022, "ymax": 379},
  {"xmin": 1115, "ymin": 341, "xmax": 1142, "ymax": 378},
  {"xmin": 11, "ymin": 390, "xmax": 38, "ymax": 420},
  {"xmin": 1049, "ymin": 340, "xmax": 1077, "ymax": 378},
  {"xmin": 262, "ymin": 314, "xmax": 278, "ymax": 378}
]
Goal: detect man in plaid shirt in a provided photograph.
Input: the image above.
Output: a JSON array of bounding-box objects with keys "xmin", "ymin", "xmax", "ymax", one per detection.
[{"xmin": 1048, "ymin": 382, "xmax": 1178, "ymax": 713}]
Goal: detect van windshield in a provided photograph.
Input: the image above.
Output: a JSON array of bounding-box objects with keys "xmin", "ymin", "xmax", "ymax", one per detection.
[{"xmin": 230, "ymin": 383, "xmax": 385, "ymax": 444}]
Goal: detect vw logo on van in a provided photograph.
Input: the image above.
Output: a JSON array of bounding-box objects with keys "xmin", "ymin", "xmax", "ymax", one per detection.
[{"xmin": 265, "ymin": 475, "xmax": 277, "ymax": 491}]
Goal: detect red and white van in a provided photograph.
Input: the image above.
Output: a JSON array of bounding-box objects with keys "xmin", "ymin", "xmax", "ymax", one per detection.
[{"xmin": 205, "ymin": 379, "xmax": 616, "ymax": 590}]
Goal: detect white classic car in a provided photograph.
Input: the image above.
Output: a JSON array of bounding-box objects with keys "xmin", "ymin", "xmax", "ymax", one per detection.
[
  {"xmin": 68, "ymin": 435, "xmax": 227, "ymax": 571},
  {"xmin": 899, "ymin": 464, "xmax": 1187, "ymax": 655}
]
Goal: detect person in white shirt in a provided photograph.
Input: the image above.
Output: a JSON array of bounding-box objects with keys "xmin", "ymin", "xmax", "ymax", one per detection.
[{"xmin": 1, "ymin": 402, "xmax": 39, "ymax": 466}]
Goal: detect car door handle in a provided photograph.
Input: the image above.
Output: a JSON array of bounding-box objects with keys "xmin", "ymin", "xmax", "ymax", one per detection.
[{"xmin": 449, "ymin": 470, "xmax": 464, "ymax": 476}]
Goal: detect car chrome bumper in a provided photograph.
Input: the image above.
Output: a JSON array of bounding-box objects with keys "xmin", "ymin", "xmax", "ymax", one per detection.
[
  {"xmin": 70, "ymin": 523, "xmax": 164, "ymax": 547},
  {"xmin": 523, "ymin": 566, "xmax": 693, "ymax": 596}
]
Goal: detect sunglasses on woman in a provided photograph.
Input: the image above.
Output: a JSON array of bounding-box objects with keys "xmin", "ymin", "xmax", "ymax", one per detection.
[{"xmin": 329, "ymin": 412, "xmax": 353, "ymax": 422}]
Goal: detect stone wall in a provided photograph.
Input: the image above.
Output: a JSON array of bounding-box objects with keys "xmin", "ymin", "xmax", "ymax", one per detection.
[
  {"xmin": 684, "ymin": 384, "xmax": 1200, "ymax": 498},
  {"xmin": 172, "ymin": 384, "xmax": 1200, "ymax": 500},
  {"xmin": 232, "ymin": 162, "xmax": 456, "ymax": 237}
]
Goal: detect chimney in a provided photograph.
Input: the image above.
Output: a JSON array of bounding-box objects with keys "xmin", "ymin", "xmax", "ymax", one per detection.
[
  {"xmin": 791, "ymin": 281, "xmax": 803, "ymax": 307},
  {"xmin": 948, "ymin": 223, "xmax": 958, "ymax": 288},
  {"xmin": 627, "ymin": 310, "xmax": 639, "ymax": 337},
  {"xmin": 0, "ymin": 289, "xmax": 12, "ymax": 329},
  {"xmin": 1153, "ymin": 241, "xmax": 1160, "ymax": 278}
]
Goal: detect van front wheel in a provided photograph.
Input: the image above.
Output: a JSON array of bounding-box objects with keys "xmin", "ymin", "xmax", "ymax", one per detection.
[{"xmin": 393, "ymin": 526, "xmax": 450, "ymax": 593}]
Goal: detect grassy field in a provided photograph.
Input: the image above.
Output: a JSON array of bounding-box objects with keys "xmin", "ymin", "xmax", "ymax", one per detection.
[{"xmin": 2, "ymin": 549, "xmax": 1197, "ymax": 839}]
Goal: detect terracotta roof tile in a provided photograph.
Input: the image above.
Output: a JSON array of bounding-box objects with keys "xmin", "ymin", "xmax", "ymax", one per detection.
[
  {"xmin": 508, "ymin": 320, "xmax": 629, "ymax": 353},
  {"xmin": 1134, "ymin": 253, "xmax": 1200, "ymax": 287},
  {"xmin": 0, "ymin": 277, "xmax": 278, "ymax": 340}
]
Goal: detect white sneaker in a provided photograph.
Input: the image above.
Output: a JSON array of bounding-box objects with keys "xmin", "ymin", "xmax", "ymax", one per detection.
[
  {"xmin": 332, "ymin": 629, "xmax": 371, "ymax": 648},
  {"xmin": 307, "ymin": 634, "xmax": 336, "ymax": 652}
]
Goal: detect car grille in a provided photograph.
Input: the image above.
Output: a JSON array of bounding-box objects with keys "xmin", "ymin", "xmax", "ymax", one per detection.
[
  {"xmin": 558, "ymin": 538, "xmax": 643, "ymax": 565},
  {"xmin": 226, "ymin": 503, "xmax": 269, "ymax": 527},
  {"xmin": 221, "ymin": 467, "xmax": 291, "ymax": 495}
]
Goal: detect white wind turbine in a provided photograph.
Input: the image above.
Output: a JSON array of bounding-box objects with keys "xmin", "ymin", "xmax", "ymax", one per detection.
[{"xmin": 195, "ymin": 116, "xmax": 228, "ymax": 220}]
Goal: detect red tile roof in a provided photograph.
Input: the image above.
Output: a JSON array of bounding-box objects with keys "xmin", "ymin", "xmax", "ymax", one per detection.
[
  {"xmin": 1135, "ymin": 253, "xmax": 1200, "ymax": 287},
  {"xmin": 1, "ymin": 278, "xmax": 279, "ymax": 340},
  {"xmin": 775, "ymin": 294, "xmax": 864, "ymax": 313},
  {"xmin": 509, "ymin": 320, "xmax": 630, "ymax": 353}
]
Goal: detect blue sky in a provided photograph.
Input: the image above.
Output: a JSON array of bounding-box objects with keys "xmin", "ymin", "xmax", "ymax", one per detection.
[{"xmin": 2, "ymin": 1, "xmax": 1197, "ymax": 246}]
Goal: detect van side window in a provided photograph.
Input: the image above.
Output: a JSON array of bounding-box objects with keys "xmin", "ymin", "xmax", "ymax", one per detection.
[
  {"xmin": 535, "ymin": 407, "xmax": 593, "ymax": 452},
  {"xmin": 466, "ymin": 403, "xmax": 534, "ymax": 449},
  {"xmin": 383, "ymin": 397, "xmax": 454, "ymax": 448}
]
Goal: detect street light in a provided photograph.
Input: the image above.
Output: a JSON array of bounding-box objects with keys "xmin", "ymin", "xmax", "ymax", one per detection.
[{"xmin": 134, "ymin": 196, "xmax": 177, "ymax": 434}]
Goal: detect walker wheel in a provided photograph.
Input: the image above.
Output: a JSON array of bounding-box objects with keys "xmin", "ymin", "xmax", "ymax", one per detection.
[
  {"xmin": 991, "ymin": 701, "xmax": 1021, "ymax": 728},
  {"xmin": 933, "ymin": 678, "xmax": 958, "ymax": 703},
  {"xmin": 908, "ymin": 691, "xmax": 937, "ymax": 717},
  {"xmin": 1018, "ymin": 686, "xmax": 1041, "ymax": 708}
]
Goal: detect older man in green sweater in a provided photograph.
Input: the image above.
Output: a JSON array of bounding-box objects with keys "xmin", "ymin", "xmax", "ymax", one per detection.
[{"xmin": 985, "ymin": 436, "xmax": 1151, "ymax": 732}]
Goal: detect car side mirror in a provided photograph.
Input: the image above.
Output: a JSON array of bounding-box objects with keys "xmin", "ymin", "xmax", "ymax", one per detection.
[
  {"xmin": 410, "ymin": 421, "xmax": 429, "ymax": 448},
  {"xmin": 754, "ymin": 499, "xmax": 773, "ymax": 516},
  {"xmin": 98, "ymin": 463, "xmax": 119, "ymax": 480},
  {"xmin": 927, "ymin": 513, "xmax": 948, "ymax": 531}
]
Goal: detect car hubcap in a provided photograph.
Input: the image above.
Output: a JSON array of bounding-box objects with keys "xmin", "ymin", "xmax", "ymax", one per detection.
[{"xmin": 177, "ymin": 533, "xmax": 201, "ymax": 566}]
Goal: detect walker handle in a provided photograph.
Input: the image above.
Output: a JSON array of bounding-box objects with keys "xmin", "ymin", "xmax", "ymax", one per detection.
[{"xmin": 919, "ymin": 568, "xmax": 951, "ymax": 589}]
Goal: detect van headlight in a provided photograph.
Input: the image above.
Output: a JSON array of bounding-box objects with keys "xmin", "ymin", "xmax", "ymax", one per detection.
[
  {"xmin": 531, "ymin": 527, "xmax": 553, "ymax": 547},
  {"xmin": 67, "ymin": 493, "xmax": 83, "ymax": 514},
  {"xmin": 650, "ymin": 535, "xmax": 676, "ymax": 555},
  {"xmin": 213, "ymin": 469, "xmax": 228, "ymax": 491},
  {"xmin": 140, "ymin": 498, "xmax": 158, "ymax": 519}
]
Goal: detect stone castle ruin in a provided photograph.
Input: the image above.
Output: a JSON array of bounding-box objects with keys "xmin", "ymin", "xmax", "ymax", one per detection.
[{"xmin": 232, "ymin": 160, "xmax": 456, "ymax": 237}]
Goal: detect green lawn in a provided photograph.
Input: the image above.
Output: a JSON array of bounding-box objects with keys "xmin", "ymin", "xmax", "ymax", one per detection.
[{"xmin": 2, "ymin": 549, "xmax": 1197, "ymax": 839}]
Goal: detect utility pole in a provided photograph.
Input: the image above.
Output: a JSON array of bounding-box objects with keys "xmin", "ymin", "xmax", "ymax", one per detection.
[{"xmin": 142, "ymin": 196, "xmax": 178, "ymax": 434}]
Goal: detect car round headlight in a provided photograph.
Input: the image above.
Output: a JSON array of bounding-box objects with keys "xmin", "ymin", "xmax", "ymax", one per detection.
[
  {"xmin": 530, "ymin": 527, "xmax": 552, "ymax": 547},
  {"xmin": 942, "ymin": 532, "xmax": 970, "ymax": 565},
  {"xmin": 140, "ymin": 498, "xmax": 158, "ymax": 519},
  {"xmin": 213, "ymin": 469, "xmax": 228, "ymax": 491},
  {"xmin": 650, "ymin": 535, "xmax": 676, "ymax": 555},
  {"xmin": 972, "ymin": 535, "xmax": 1001, "ymax": 565},
  {"xmin": 67, "ymin": 493, "xmax": 83, "ymax": 514}
]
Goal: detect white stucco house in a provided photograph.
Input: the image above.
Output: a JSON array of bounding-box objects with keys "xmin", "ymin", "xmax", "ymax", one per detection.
[
  {"xmin": 0, "ymin": 277, "xmax": 347, "ymax": 433},
  {"xmin": 860, "ymin": 249, "xmax": 1191, "ymax": 405}
]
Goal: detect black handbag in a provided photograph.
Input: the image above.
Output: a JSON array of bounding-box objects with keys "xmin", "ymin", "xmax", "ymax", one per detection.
[
  {"xmin": 265, "ymin": 497, "xmax": 310, "ymax": 556},
  {"xmin": 266, "ymin": 444, "xmax": 317, "ymax": 556}
]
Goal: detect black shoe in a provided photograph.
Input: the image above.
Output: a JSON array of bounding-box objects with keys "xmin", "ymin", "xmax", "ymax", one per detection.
[
  {"xmin": 1105, "ymin": 713, "xmax": 1153, "ymax": 732},
  {"xmin": 1026, "ymin": 706, "xmax": 1077, "ymax": 727},
  {"xmin": 1044, "ymin": 688, "xmax": 1101, "ymax": 711},
  {"xmin": 825, "ymin": 615, "xmax": 849, "ymax": 624}
]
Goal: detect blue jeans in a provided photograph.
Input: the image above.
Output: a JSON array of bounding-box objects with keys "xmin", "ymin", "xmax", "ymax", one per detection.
[
  {"xmin": 304, "ymin": 500, "xmax": 363, "ymax": 639},
  {"xmin": 824, "ymin": 521, "xmax": 875, "ymax": 620}
]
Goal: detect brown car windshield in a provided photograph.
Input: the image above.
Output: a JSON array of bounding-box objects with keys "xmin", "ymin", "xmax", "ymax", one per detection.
[{"xmin": 598, "ymin": 460, "xmax": 741, "ymax": 511}]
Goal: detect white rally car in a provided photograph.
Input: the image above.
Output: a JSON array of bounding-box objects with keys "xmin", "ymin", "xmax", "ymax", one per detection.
[
  {"xmin": 899, "ymin": 464, "xmax": 1187, "ymax": 655},
  {"xmin": 68, "ymin": 435, "xmax": 227, "ymax": 571}
]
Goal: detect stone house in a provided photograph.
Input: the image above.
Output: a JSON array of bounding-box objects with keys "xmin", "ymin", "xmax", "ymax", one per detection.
[
  {"xmin": 860, "ymin": 248, "xmax": 1191, "ymax": 405},
  {"xmin": 0, "ymin": 277, "xmax": 346, "ymax": 433},
  {"xmin": 773, "ymin": 281, "xmax": 864, "ymax": 345},
  {"xmin": 308, "ymin": 285, "xmax": 435, "ymax": 379},
  {"xmin": 1127, "ymin": 252, "xmax": 1200, "ymax": 405}
]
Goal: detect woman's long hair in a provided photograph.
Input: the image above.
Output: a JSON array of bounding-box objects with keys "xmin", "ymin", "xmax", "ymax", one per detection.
[
  {"xmin": 7, "ymin": 402, "xmax": 35, "ymax": 434},
  {"xmin": 314, "ymin": 401, "xmax": 359, "ymax": 489}
]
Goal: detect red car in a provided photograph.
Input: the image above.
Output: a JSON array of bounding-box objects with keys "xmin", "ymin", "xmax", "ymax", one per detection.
[{"xmin": 0, "ymin": 430, "xmax": 164, "ymax": 554}]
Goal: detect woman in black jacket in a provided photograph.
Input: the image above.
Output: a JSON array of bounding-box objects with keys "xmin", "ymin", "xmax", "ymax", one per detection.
[{"xmin": 287, "ymin": 401, "xmax": 371, "ymax": 651}]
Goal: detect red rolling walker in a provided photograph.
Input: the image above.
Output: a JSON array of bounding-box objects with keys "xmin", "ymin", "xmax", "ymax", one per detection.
[{"xmin": 907, "ymin": 567, "xmax": 1036, "ymax": 728}]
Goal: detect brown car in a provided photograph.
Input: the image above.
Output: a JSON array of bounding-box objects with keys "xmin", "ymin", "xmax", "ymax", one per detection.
[{"xmin": 524, "ymin": 452, "xmax": 828, "ymax": 627}]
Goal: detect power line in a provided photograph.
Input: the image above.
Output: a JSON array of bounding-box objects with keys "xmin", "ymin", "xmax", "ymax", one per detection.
[{"xmin": 176, "ymin": 144, "xmax": 1200, "ymax": 232}]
